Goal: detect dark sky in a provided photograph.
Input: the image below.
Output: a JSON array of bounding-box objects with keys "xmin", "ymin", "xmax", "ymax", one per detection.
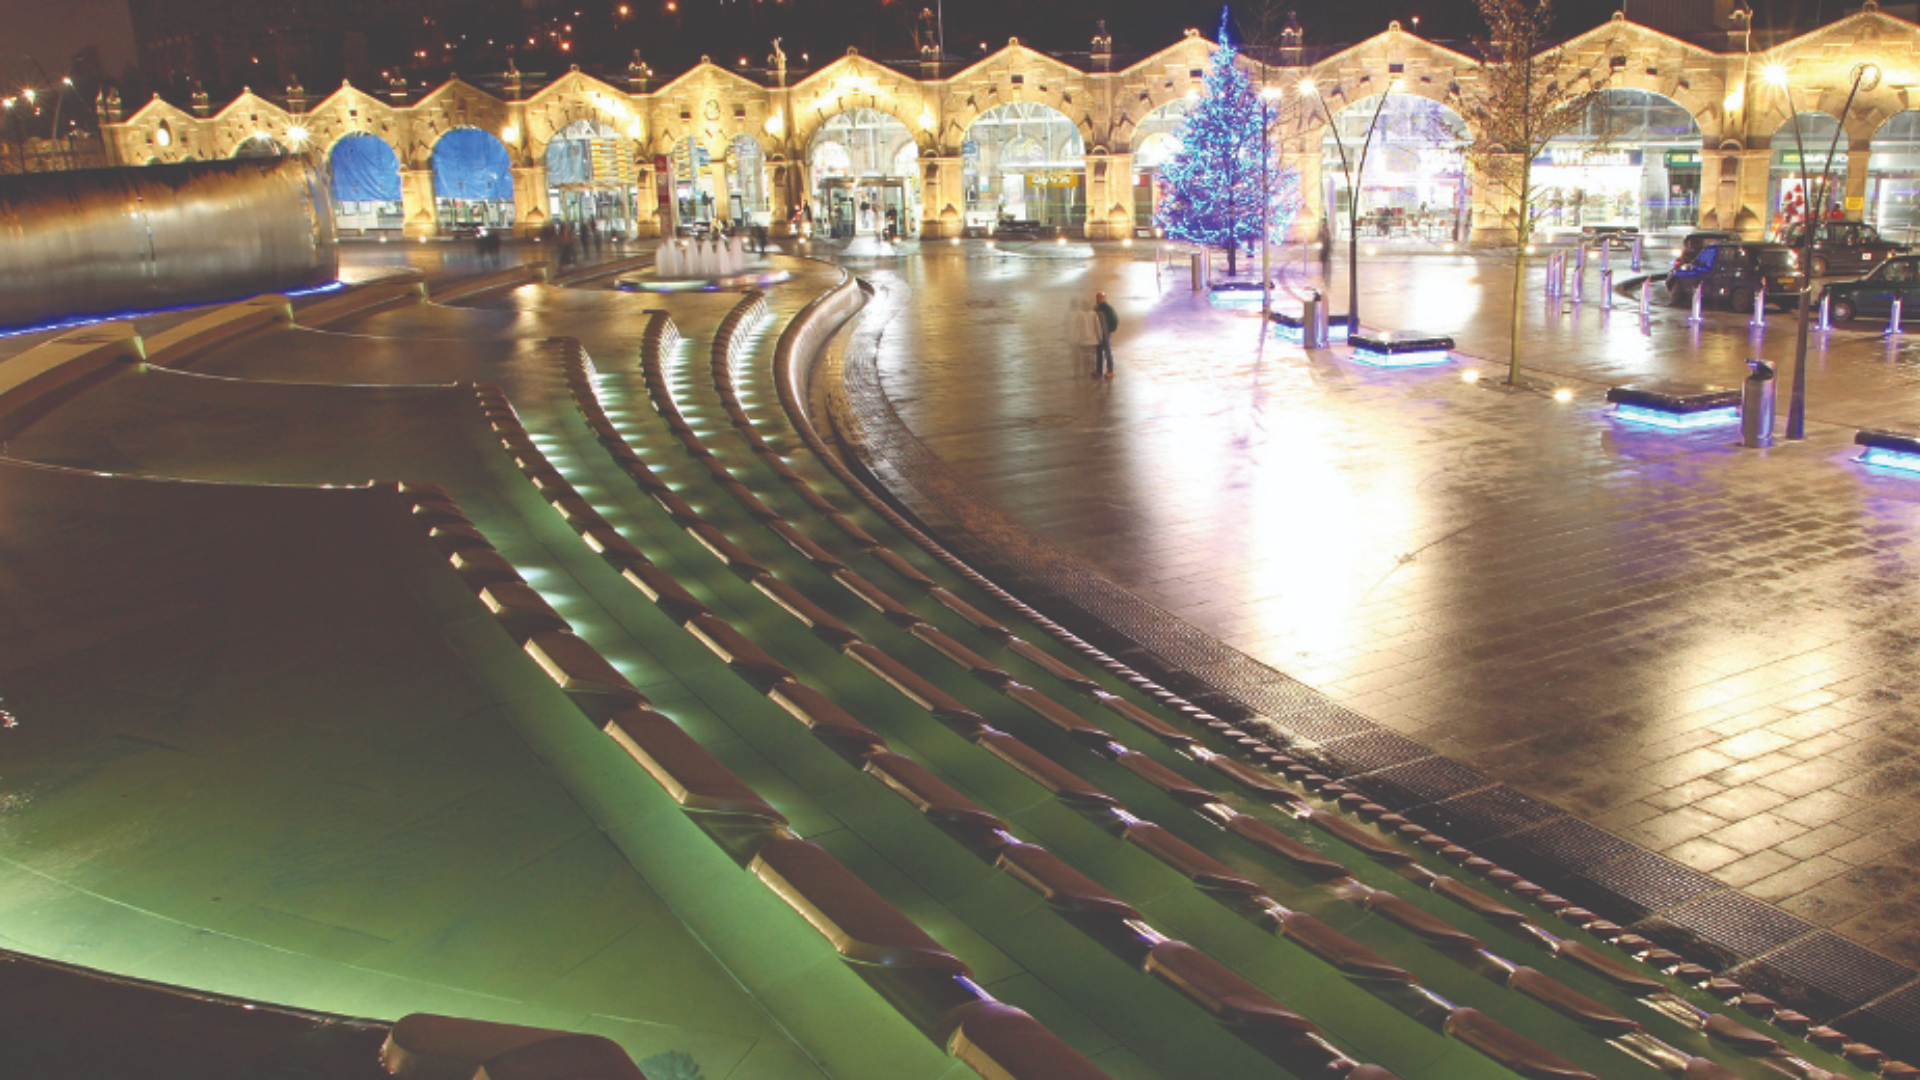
[{"xmin": 0, "ymin": 0, "xmax": 135, "ymax": 80}]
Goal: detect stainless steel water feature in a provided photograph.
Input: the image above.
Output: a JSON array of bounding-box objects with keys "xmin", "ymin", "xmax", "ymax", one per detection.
[{"xmin": 0, "ymin": 157, "xmax": 337, "ymax": 331}]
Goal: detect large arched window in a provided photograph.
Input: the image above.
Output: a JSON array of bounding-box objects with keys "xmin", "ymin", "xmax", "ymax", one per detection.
[
  {"xmin": 234, "ymin": 134, "xmax": 286, "ymax": 159},
  {"xmin": 1319, "ymin": 95, "xmax": 1469, "ymax": 242},
  {"xmin": 431, "ymin": 128, "xmax": 515, "ymax": 231},
  {"xmin": 963, "ymin": 101, "xmax": 1085, "ymax": 232},
  {"xmin": 1535, "ymin": 88, "xmax": 1704, "ymax": 234},
  {"xmin": 727, "ymin": 135, "xmax": 769, "ymax": 223},
  {"xmin": 1869, "ymin": 112, "xmax": 1920, "ymax": 241},
  {"xmin": 329, "ymin": 133, "xmax": 402, "ymax": 234},
  {"xmin": 545, "ymin": 119, "xmax": 636, "ymax": 235},
  {"xmin": 1131, "ymin": 101, "xmax": 1195, "ymax": 228},
  {"xmin": 1768, "ymin": 112, "xmax": 1846, "ymax": 235},
  {"xmin": 806, "ymin": 109, "xmax": 919, "ymax": 239}
]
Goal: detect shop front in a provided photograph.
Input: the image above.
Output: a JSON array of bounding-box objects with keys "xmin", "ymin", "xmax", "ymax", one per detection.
[
  {"xmin": 963, "ymin": 102, "xmax": 1085, "ymax": 234},
  {"xmin": 806, "ymin": 109, "xmax": 919, "ymax": 239},
  {"xmin": 1131, "ymin": 100, "xmax": 1194, "ymax": 230},
  {"xmin": 1868, "ymin": 111, "xmax": 1920, "ymax": 242},
  {"xmin": 1320, "ymin": 95, "xmax": 1469, "ymax": 243},
  {"xmin": 546, "ymin": 120, "xmax": 638, "ymax": 236},
  {"xmin": 1769, "ymin": 112, "xmax": 1845, "ymax": 237},
  {"xmin": 1534, "ymin": 88, "xmax": 1702, "ymax": 235}
]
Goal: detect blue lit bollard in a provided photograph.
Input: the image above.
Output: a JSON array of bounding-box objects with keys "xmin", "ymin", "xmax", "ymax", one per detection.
[
  {"xmin": 1573, "ymin": 254, "xmax": 1585, "ymax": 303},
  {"xmin": 1689, "ymin": 285, "xmax": 1704, "ymax": 324},
  {"xmin": 1543, "ymin": 251, "xmax": 1558, "ymax": 297},
  {"xmin": 1889, "ymin": 296, "xmax": 1904, "ymax": 337},
  {"xmin": 1630, "ymin": 234, "xmax": 1643, "ymax": 272},
  {"xmin": 1639, "ymin": 279, "xmax": 1653, "ymax": 333},
  {"xmin": 1599, "ymin": 266, "xmax": 1613, "ymax": 304},
  {"xmin": 1751, "ymin": 285, "xmax": 1767, "ymax": 328},
  {"xmin": 1818, "ymin": 292, "xmax": 1832, "ymax": 333}
]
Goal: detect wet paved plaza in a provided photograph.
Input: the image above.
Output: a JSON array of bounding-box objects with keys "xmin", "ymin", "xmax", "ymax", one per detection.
[{"xmin": 822, "ymin": 238, "xmax": 1920, "ymax": 972}]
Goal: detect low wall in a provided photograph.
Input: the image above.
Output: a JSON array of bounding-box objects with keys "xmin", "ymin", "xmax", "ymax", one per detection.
[{"xmin": 0, "ymin": 158, "xmax": 338, "ymax": 332}]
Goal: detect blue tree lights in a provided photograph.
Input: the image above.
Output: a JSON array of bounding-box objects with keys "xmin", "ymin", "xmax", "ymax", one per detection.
[{"xmin": 1155, "ymin": 7, "xmax": 1299, "ymax": 275}]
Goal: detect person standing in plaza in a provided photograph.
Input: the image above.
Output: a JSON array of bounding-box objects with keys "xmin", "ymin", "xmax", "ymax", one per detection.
[{"xmin": 1093, "ymin": 291, "xmax": 1118, "ymax": 378}]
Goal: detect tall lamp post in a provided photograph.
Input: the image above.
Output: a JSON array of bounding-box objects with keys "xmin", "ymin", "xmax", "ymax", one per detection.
[
  {"xmin": 1766, "ymin": 60, "xmax": 1878, "ymax": 442},
  {"xmin": 1260, "ymin": 83, "xmax": 1282, "ymax": 324},
  {"xmin": 1302, "ymin": 75, "xmax": 1397, "ymax": 335}
]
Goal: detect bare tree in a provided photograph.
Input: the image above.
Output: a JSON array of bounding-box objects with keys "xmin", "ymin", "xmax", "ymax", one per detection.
[{"xmin": 1457, "ymin": 0, "xmax": 1609, "ymax": 385}]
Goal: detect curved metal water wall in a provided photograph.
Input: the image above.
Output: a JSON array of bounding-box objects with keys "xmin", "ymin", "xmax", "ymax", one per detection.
[{"xmin": 0, "ymin": 158, "xmax": 338, "ymax": 331}]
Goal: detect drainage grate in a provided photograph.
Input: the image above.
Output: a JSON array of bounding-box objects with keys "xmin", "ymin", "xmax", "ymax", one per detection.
[
  {"xmin": 1348, "ymin": 756, "xmax": 1490, "ymax": 810},
  {"xmin": 1406, "ymin": 784, "xmax": 1565, "ymax": 845},
  {"xmin": 1734, "ymin": 932, "xmax": 1920, "ymax": 1020},
  {"xmin": 1317, "ymin": 728, "xmax": 1434, "ymax": 776},
  {"xmin": 1639, "ymin": 890, "xmax": 1816, "ymax": 970},
  {"xmin": 1576, "ymin": 850, "xmax": 1725, "ymax": 922},
  {"xmin": 1837, "ymin": 982, "xmax": 1920, "ymax": 1065}
]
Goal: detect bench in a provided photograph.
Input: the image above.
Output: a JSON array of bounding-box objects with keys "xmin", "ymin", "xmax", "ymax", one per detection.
[
  {"xmin": 1606, "ymin": 384, "xmax": 1741, "ymax": 430},
  {"xmin": 1349, "ymin": 330, "xmax": 1454, "ymax": 368},
  {"xmin": 1856, "ymin": 428, "xmax": 1920, "ymax": 472}
]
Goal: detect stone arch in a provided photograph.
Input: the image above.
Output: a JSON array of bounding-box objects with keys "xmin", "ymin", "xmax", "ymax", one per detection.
[
  {"xmin": 233, "ymin": 134, "xmax": 287, "ymax": 159},
  {"xmin": 934, "ymin": 48, "xmax": 1096, "ymax": 153},
  {"xmin": 789, "ymin": 69, "xmax": 933, "ymax": 160},
  {"xmin": 328, "ymin": 132, "xmax": 403, "ymax": 232},
  {"xmin": 1315, "ymin": 93, "xmax": 1472, "ymax": 242},
  {"xmin": 430, "ymin": 126, "xmax": 517, "ymax": 231},
  {"xmin": 962, "ymin": 100, "xmax": 1087, "ymax": 231}
]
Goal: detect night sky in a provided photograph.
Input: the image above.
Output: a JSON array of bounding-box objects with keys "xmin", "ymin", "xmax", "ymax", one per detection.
[{"xmin": 0, "ymin": 0, "xmax": 1847, "ymax": 92}]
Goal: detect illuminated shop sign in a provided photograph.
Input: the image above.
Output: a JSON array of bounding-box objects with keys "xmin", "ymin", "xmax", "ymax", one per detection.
[
  {"xmin": 1534, "ymin": 147, "xmax": 1644, "ymax": 167},
  {"xmin": 1664, "ymin": 150, "xmax": 1703, "ymax": 167}
]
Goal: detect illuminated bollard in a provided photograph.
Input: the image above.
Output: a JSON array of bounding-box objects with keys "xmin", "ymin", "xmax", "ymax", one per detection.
[
  {"xmin": 1602, "ymin": 237, "xmax": 1613, "ymax": 268},
  {"xmin": 1640, "ymin": 279, "xmax": 1653, "ymax": 334},
  {"xmin": 1689, "ymin": 286, "xmax": 1704, "ymax": 324},
  {"xmin": 1575, "ymin": 243, "xmax": 1587, "ymax": 278},
  {"xmin": 1818, "ymin": 292, "xmax": 1832, "ymax": 333},
  {"xmin": 1751, "ymin": 285, "xmax": 1767, "ymax": 328},
  {"xmin": 1573, "ymin": 257, "xmax": 1585, "ymax": 303},
  {"xmin": 1600, "ymin": 266, "xmax": 1613, "ymax": 304},
  {"xmin": 1889, "ymin": 297, "xmax": 1904, "ymax": 336},
  {"xmin": 1630, "ymin": 234, "xmax": 1643, "ymax": 272},
  {"xmin": 1557, "ymin": 253, "xmax": 1570, "ymax": 298},
  {"xmin": 1543, "ymin": 252, "xmax": 1557, "ymax": 297}
]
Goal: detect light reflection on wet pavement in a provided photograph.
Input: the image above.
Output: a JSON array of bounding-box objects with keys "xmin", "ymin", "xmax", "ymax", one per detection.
[{"xmin": 835, "ymin": 240, "xmax": 1920, "ymax": 961}]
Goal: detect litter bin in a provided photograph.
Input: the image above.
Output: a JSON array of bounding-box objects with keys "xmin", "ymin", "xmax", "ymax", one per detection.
[
  {"xmin": 1741, "ymin": 359, "xmax": 1775, "ymax": 448},
  {"xmin": 1191, "ymin": 251, "xmax": 1209, "ymax": 292},
  {"xmin": 1302, "ymin": 289, "xmax": 1329, "ymax": 349}
]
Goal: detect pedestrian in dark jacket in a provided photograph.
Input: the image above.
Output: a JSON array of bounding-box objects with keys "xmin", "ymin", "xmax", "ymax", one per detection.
[{"xmin": 1093, "ymin": 292, "xmax": 1118, "ymax": 377}]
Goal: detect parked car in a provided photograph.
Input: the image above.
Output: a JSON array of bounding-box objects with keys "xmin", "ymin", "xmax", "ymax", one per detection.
[
  {"xmin": 1819, "ymin": 254, "xmax": 1920, "ymax": 322},
  {"xmin": 1667, "ymin": 242, "xmax": 1805, "ymax": 311},
  {"xmin": 1671, "ymin": 230, "xmax": 1739, "ymax": 276},
  {"xmin": 1775, "ymin": 220, "xmax": 1910, "ymax": 276}
]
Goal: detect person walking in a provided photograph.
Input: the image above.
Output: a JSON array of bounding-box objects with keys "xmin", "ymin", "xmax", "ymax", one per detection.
[{"xmin": 1093, "ymin": 291, "xmax": 1118, "ymax": 378}]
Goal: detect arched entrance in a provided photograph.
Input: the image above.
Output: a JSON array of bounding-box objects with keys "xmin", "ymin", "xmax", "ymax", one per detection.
[
  {"xmin": 1867, "ymin": 111, "xmax": 1920, "ymax": 241},
  {"xmin": 431, "ymin": 127, "xmax": 515, "ymax": 233},
  {"xmin": 328, "ymin": 133, "xmax": 402, "ymax": 234},
  {"xmin": 964, "ymin": 102, "xmax": 1085, "ymax": 234},
  {"xmin": 671, "ymin": 136, "xmax": 719, "ymax": 231},
  {"xmin": 1319, "ymin": 95, "xmax": 1469, "ymax": 242},
  {"xmin": 234, "ymin": 134, "xmax": 286, "ymax": 159},
  {"xmin": 1769, "ymin": 112, "xmax": 1845, "ymax": 234},
  {"xmin": 545, "ymin": 119, "xmax": 637, "ymax": 236},
  {"xmin": 1132, "ymin": 100, "xmax": 1194, "ymax": 229},
  {"xmin": 807, "ymin": 109, "xmax": 918, "ymax": 239},
  {"xmin": 1535, "ymin": 88, "xmax": 1704, "ymax": 235},
  {"xmin": 726, "ymin": 135, "xmax": 770, "ymax": 225}
]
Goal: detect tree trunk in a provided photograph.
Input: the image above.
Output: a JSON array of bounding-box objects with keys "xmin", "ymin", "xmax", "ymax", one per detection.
[
  {"xmin": 1226, "ymin": 242, "xmax": 1237, "ymax": 276},
  {"xmin": 1507, "ymin": 245, "xmax": 1527, "ymax": 386}
]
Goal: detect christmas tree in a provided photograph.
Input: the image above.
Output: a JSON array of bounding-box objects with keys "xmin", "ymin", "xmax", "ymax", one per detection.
[{"xmin": 1155, "ymin": 6, "xmax": 1299, "ymax": 275}]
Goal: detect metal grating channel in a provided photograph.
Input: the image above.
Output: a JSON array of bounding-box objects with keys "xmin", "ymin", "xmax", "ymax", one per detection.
[
  {"xmin": 1314, "ymin": 728, "xmax": 1435, "ymax": 777},
  {"xmin": 1637, "ymin": 890, "xmax": 1818, "ymax": 971},
  {"xmin": 1347, "ymin": 756, "xmax": 1491, "ymax": 810},
  {"xmin": 1574, "ymin": 850, "xmax": 1725, "ymax": 922},
  {"xmin": 1733, "ymin": 932, "xmax": 1920, "ymax": 1020},
  {"xmin": 1404, "ymin": 784, "xmax": 1566, "ymax": 845},
  {"xmin": 1837, "ymin": 983, "xmax": 1920, "ymax": 1065}
]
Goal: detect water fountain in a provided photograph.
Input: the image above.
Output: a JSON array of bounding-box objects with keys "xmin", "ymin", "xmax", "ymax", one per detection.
[{"xmin": 615, "ymin": 229, "xmax": 790, "ymax": 293}]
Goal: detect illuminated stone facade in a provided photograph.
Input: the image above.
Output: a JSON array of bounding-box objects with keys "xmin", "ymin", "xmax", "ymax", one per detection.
[{"xmin": 98, "ymin": 9, "xmax": 1920, "ymax": 243}]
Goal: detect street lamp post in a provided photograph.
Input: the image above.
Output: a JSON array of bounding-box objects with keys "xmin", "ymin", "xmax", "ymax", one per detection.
[
  {"xmin": 1303, "ymin": 76, "xmax": 1395, "ymax": 335},
  {"xmin": 1261, "ymin": 82, "xmax": 1282, "ymax": 324},
  {"xmin": 1766, "ymin": 60, "xmax": 1878, "ymax": 441}
]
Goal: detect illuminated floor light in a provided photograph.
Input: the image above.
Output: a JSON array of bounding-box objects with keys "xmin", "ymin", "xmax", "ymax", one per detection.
[
  {"xmin": 1611, "ymin": 403, "xmax": 1739, "ymax": 430},
  {"xmin": 1352, "ymin": 346, "xmax": 1449, "ymax": 368},
  {"xmin": 1461, "ymin": 369, "xmax": 1481, "ymax": 383},
  {"xmin": 1861, "ymin": 446, "xmax": 1920, "ymax": 473},
  {"xmin": 1553, "ymin": 388, "xmax": 1575, "ymax": 403}
]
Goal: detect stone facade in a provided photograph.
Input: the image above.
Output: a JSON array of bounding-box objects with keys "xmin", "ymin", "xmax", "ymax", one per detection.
[{"xmin": 98, "ymin": 9, "xmax": 1920, "ymax": 244}]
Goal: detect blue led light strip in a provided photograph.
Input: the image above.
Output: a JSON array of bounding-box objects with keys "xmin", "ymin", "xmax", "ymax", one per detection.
[
  {"xmin": 0, "ymin": 282, "xmax": 345, "ymax": 339},
  {"xmin": 1271, "ymin": 323, "xmax": 1351, "ymax": 343},
  {"xmin": 1351, "ymin": 347, "xmax": 1449, "ymax": 368},
  {"xmin": 1860, "ymin": 447, "xmax": 1920, "ymax": 474},
  {"xmin": 1611, "ymin": 404, "xmax": 1740, "ymax": 430}
]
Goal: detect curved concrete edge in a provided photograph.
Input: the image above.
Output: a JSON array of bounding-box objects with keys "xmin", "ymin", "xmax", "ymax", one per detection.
[
  {"xmin": 429, "ymin": 264, "xmax": 552, "ymax": 305},
  {"xmin": 0, "ymin": 322, "xmax": 145, "ymax": 439},
  {"xmin": 299, "ymin": 272, "xmax": 429, "ymax": 328},
  {"xmin": 381, "ymin": 1013, "xmax": 645, "ymax": 1080},
  {"xmin": 144, "ymin": 295, "xmax": 293, "ymax": 368}
]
